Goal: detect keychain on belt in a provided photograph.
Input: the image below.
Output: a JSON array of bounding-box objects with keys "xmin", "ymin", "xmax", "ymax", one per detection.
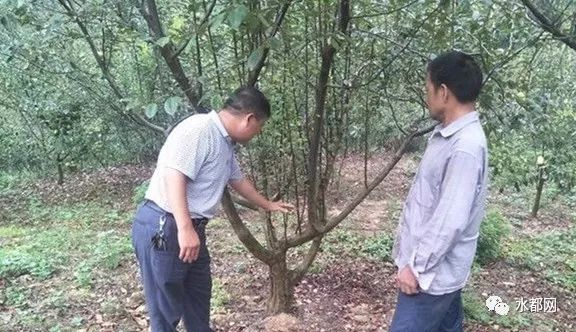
[{"xmin": 151, "ymin": 215, "xmax": 167, "ymax": 250}]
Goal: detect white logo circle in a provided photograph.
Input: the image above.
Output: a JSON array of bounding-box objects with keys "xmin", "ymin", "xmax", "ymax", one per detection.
[
  {"xmin": 494, "ymin": 302, "xmax": 510, "ymax": 316},
  {"xmin": 485, "ymin": 295, "xmax": 502, "ymax": 311}
]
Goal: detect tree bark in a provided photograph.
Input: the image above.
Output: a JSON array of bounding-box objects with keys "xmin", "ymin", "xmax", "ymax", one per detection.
[
  {"xmin": 521, "ymin": 0, "xmax": 576, "ymax": 51},
  {"xmin": 291, "ymin": 236, "xmax": 323, "ymax": 285},
  {"xmin": 221, "ymin": 190, "xmax": 274, "ymax": 264},
  {"xmin": 531, "ymin": 166, "xmax": 545, "ymax": 218},
  {"xmin": 267, "ymin": 253, "xmax": 293, "ymax": 314},
  {"xmin": 56, "ymin": 153, "xmax": 65, "ymax": 185},
  {"xmin": 138, "ymin": 0, "xmax": 200, "ymax": 109},
  {"xmin": 307, "ymin": 0, "xmax": 351, "ymax": 232}
]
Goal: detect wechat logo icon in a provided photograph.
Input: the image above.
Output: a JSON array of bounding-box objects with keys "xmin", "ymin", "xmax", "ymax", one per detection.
[{"xmin": 486, "ymin": 295, "xmax": 509, "ymax": 316}]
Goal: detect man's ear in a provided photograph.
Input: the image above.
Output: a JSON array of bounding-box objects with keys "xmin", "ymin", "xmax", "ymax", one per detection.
[
  {"xmin": 440, "ymin": 84, "xmax": 450, "ymax": 102},
  {"xmin": 245, "ymin": 112, "xmax": 258, "ymax": 123}
]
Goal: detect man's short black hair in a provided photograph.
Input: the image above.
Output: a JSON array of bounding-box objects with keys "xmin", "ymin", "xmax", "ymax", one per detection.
[
  {"xmin": 223, "ymin": 86, "xmax": 271, "ymax": 119},
  {"xmin": 427, "ymin": 51, "xmax": 483, "ymax": 103}
]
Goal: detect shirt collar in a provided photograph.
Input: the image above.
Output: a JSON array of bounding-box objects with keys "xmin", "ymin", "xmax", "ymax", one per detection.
[
  {"xmin": 434, "ymin": 111, "xmax": 480, "ymax": 138},
  {"xmin": 208, "ymin": 110, "xmax": 233, "ymax": 144}
]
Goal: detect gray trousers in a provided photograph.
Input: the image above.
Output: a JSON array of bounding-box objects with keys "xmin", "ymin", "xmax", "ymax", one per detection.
[{"xmin": 131, "ymin": 200, "xmax": 212, "ymax": 332}]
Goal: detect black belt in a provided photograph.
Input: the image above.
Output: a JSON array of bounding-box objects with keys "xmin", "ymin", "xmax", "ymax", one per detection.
[{"xmin": 143, "ymin": 200, "xmax": 209, "ymax": 226}]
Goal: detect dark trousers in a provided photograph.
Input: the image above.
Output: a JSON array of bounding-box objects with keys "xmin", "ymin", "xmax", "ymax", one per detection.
[
  {"xmin": 131, "ymin": 200, "xmax": 212, "ymax": 332},
  {"xmin": 389, "ymin": 289, "xmax": 463, "ymax": 332}
]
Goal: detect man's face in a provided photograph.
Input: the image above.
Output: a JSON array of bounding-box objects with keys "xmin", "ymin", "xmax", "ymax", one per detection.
[
  {"xmin": 425, "ymin": 74, "xmax": 444, "ymax": 121},
  {"xmin": 235, "ymin": 113, "xmax": 267, "ymax": 144}
]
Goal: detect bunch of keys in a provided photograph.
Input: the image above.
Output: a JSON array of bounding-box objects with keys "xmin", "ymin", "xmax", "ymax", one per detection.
[{"xmin": 151, "ymin": 215, "xmax": 167, "ymax": 251}]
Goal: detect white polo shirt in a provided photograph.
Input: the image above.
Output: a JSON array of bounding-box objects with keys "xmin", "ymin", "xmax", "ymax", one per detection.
[{"xmin": 145, "ymin": 111, "xmax": 244, "ymax": 218}]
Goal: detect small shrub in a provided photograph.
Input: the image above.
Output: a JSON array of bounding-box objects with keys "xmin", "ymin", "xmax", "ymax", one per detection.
[
  {"xmin": 132, "ymin": 180, "xmax": 149, "ymax": 205},
  {"xmin": 211, "ymin": 278, "xmax": 230, "ymax": 313},
  {"xmin": 361, "ymin": 233, "xmax": 394, "ymax": 261},
  {"xmin": 463, "ymin": 291, "xmax": 491, "ymax": 324},
  {"xmin": 475, "ymin": 210, "xmax": 510, "ymax": 266},
  {"xmin": 0, "ymin": 251, "xmax": 56, "ymax": 279}
]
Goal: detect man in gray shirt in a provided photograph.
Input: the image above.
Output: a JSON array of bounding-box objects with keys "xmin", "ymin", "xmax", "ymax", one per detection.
[
  {"xmin": 132, "ymin": 87, "xmax": 293, "ymax": 331},
  {"xmin": 390, "ymin": 51, "xmax": 488, "ymax": 331}
]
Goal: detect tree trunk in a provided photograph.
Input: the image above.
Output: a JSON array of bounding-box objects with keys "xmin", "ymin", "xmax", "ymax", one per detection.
[
  {"xmin": 56, "ymin": 154, "xmax": 64, "ymax": 185},
  {"xmin": 531, "ymin": 167, "xmax": 545, "ymax": 218},
  {"xmin": 267, "ymin": 254, "xmax": 293, "ymax": 315}
]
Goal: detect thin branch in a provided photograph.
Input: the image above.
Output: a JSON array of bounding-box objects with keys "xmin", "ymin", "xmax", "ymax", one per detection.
[
  {"xmin": 221, "ymin": 190, "xmax": 273, "ymax": 264},
  {"xmin": 352, "ymin": 4, "xmax": 442, "ymax": 89},
  {"xmin": 56, "ymin": 0, "xmax": 166, "ymax": 134},
  {"xmin": 203, "ymin": 0, "xmax": 223, "ymax": 94},
  {"xmin": 383, "ymin": 82, "xmax": 408, "ymax": 135},
  {"xmin": 290, "ymin": 235, "xmax": 323, "ymax": 284},
  {"xmin": 138, "ymin": 0, "xmax": 200, "ymax": 108},
  {"xmin": 327, "ymin": 123, "xmax": 435, "ymax": 227},
  {"xmin": 521, "ymin": 0, "xmax": 576, "ymax": 51},
  {"xmin": 173, "ymin": 0, "xmax": 217, "ymax": 58},
  {"xmin": 288, "ymin": 124, "xmax": 436, "ymax": 248},
  {"xmin": 307, "ymin": 0, "xmax": 351, "ymax": 232},
  {"xmin": 482, "ymin": 31, "xmax": 546, "ymax": 87},
  {"xmin": 246, "ymin": 0, "xmax": 293, "ymax": 86},
  {"xmin": 351, "ymin": 0, "xmax": 420, "ymax": 19}
]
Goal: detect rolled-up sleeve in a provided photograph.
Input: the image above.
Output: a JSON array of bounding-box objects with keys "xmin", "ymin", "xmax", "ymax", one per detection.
[{"xmin": 410, "ymin": 150, "xmax": 481, "ymax": 290}]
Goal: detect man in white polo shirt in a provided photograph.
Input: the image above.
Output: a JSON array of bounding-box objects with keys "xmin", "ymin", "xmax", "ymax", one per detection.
[{"xmin": 132, "ymin": 87, "xmax": 293, "ymax": 331}]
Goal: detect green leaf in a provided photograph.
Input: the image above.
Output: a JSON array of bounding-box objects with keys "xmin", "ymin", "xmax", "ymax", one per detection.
[
  {"xmin": 170, "ymin": 16, "xmax": 186, "ymax": 33},
  {"xmin": 16, "ymin": 0, "xmax": 26, "ymax": 10},
  {"xmin": 125, "ymin": 99, "xmax": 139, "ymax": 111},
  {"xmin": 269, "ymin": 37, "xmax": 282, "ymax": 50},
  {"xmin": 227, "ymin": 5, "xmax": 248, "ymax": 30},
  {"xmin": 144, "ymin": 103, "xmax": 158, "ymax": 119},
  {"xmin": 210, "ymin": 11, "xmax": 227, "ymax": 29},
  {"xmin": 164, "ymin": 96, "xmax": 181, "ymax": 116},
  {"xmin": 246, "ymin": 47, "xmax": 264, "ymax": 71},
  {"xmin": 155, "ymin": 37, "xmax": 170, "ymax": 48},
  {"xmin": 210, "ymin": 94, "xmax": 223, "ymax": 108}
]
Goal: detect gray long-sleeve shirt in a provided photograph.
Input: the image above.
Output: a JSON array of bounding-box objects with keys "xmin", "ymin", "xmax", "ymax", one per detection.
[{"xmin": 392, "ymin": 111, "xmax": 489, "ymax": 295}]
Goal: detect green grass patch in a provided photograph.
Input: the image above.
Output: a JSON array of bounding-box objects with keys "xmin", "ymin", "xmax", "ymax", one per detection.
[
  {"xmin": 322, "ymin": 229, "xmax": 394, "ymax": 261},
  {"xmin": 0, "ymin": 226, "xmax": 132, "ymax": 283},
  {"xmin": 1, "ymin": 284, "xmax": 32, "ymax": 308},
  {"xmin": 463, "ymin": 290, "xmax": 533, "ymax": 329},
  {"xmin": 72, "ymin": 231, "xmax": 133, "ymax": 287},
  {"xmin": 475, "ymin": 210, "xmax": 511, "ymax": 266},
  {"xmin": 211, "ymin": 278, "xmax": 230, "ymax": 313},
  {"xmin": 0, "ymin": 200, "xmax": 134, "ymax": 330},
  {"xmin": 361, "ymin": 233, "xmax": 395, "ymax": 261},
  {"xmin": 0, "ymin": 201, "xmax": 133, "ymax": 284},
  {"xmin": 24, "ymin": 200, "xmax": 132, "ymax": 226},
  {"xmin": 506, "ymin": 227, "xmax": 576, "ymax": 290},
  {"xmin": 0, "ymin": 225, "xmax": 27, "ymax": 238},
  {"xmin": 0, "ymin": 170, "xmax": 37, "ymax": 194},
  {"xmin": 132, "ymin": 180, "xmax": 149, "ymax": 205}
]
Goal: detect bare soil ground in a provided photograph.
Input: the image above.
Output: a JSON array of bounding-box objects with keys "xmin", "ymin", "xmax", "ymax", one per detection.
[{"xmin": 1, "ymin": 152, "xmax": 574, "ymax": 331}]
